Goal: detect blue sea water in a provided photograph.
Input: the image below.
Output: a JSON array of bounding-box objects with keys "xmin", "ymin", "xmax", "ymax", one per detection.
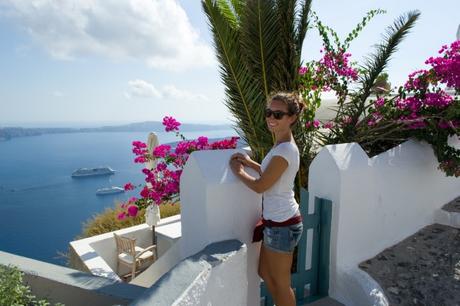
[{"xmin": 0, "ymin": 130, "xmax": 237, "ymax": 265}]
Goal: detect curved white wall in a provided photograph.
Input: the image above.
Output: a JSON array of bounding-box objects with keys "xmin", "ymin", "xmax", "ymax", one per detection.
[{"xmin": 309, "ymin": 138, "xmax": 460, "ymax": 305}]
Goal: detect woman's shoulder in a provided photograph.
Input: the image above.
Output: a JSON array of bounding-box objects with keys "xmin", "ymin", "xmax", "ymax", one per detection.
[
  {"xmin": 272, "ymin": 142, "xmax": 299, "ymax": 159},
  {"xmin": 275, "ymin": 141, "xmax": 298, "ymax": 152}
]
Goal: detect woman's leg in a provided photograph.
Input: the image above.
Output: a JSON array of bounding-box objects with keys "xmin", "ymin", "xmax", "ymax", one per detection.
[
  {"xmin": 258, "ymin": 244, "xmax": 276, "ymax": 298},
  {"xmin": 260, "ymin": 244, "xmax": 296, "ymax": 306}
]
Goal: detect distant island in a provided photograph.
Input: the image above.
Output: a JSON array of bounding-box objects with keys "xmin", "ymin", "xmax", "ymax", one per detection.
[{"xmin": 0, "ymin": 121, "xmax": 232, "ymax": 141}]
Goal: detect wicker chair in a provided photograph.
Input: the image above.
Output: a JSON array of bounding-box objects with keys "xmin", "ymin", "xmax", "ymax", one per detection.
[{"xmin": 113, "ymin": 233, "xmax": 157, "ymax": 281}]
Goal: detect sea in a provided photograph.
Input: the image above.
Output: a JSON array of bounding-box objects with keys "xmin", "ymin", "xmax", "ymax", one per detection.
[{"xmin": 0, "ymin": 129, "xmax": 237, "ymax": 266}]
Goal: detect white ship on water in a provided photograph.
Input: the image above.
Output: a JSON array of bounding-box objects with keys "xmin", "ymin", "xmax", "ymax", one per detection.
[
  {"xmin": 96, "ymin": 186, "xmax": 124, "ymax": 195},
  {"xmin": 71, "ymin": 166, "xmax": 115, "ymax": 177}
]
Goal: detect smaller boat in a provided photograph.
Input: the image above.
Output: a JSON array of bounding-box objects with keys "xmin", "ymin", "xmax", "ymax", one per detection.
[{"xmin": 96, "ymin": 186, "xmax": 125, "ymax": 195}]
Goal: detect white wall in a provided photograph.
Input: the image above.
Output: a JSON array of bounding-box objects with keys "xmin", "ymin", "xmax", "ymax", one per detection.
[
  {"xmin": 180, "ymin": 149, "xmax": 263, "ymax": 306},
  {"xmin": 171, "ymin": 241, "xmax": 248, "ymax": 306},
  {"xmin": 308, "ymin": 138, "xmax": 460, "ymax": 306}
]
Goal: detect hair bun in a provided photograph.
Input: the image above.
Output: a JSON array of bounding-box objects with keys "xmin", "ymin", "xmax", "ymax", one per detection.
[{"xmin": 297, "ymin": 100, "xmax": 305, "ymax": 115}]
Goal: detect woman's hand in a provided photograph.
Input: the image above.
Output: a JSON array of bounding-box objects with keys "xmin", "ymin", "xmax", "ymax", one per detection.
[
  {"xmin": 229, "ymin": 159, "xmax": 244, "ymax": 176},
  {"xmin": 230, "ymin": 152, "xmax": 252, "ymax": 167}
]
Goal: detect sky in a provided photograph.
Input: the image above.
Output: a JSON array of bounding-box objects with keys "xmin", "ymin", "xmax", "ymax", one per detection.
[{"xmin": 0, "ymin": 0, "xmax": 458, "ymax": 127}]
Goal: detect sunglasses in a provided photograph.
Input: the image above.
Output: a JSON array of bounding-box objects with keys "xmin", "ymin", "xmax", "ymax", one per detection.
[{"xmin": 265, "ymin": 108, "xmax": 290, "ymax": 120}]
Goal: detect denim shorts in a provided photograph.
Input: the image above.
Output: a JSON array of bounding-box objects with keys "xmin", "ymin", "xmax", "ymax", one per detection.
[{"xmin": 263, "ymin": 222, "xmax": 303, "ymax": 254}]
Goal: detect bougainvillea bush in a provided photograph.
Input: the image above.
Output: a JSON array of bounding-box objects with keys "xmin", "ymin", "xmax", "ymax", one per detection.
[
  {"xmin": 364, "ymin": 41, "xmax": 460, "ymax": 176},
  {"xmin": 299, "ymin": 38, "xmax": 460, "ymax": 177},
  {"xmin": 119, "ymin": 116, "xmax": 239, "ymax": 219}
]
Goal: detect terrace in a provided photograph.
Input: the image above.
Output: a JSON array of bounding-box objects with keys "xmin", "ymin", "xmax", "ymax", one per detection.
[{"xmin": 2, "ymin": 134, "xmax": 459, "ymax": 305}]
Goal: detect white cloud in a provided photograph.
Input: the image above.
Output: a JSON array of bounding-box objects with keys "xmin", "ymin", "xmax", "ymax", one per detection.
[
  {"xmin": 2, "ymin": 0, "xmax": 214, "ymax": 70},
  {"xmin": 52, "ymin": 91, "xmax": 64, "ymax": 97},
  {"xmin": 125, "ymin": 79, "xmax": 161, "ymax": 99},
  {"xmin": 125, "ymin": 79, "xmax": 208, "ymax": 102},
  {"xmin": 162, "ymin": 85, "xmax": 209, "ymax": 102}
]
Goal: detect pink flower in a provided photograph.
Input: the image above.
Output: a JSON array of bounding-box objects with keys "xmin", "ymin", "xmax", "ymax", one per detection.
[
  {"xmin": 342, "ymin": 116, "xmax": 352, "ymax": 125},
  {"xmin": 322, "ymin": 121, "xmax": 334, "ymax": 129},
  {"xmin": 423, "ymin": 92, "xmax": 453, "ymax": 108},
  {"xmin": 319, "ymin": 49, "xmax": 358, "ymax": 81},
  {"xmin": 124, "ymin": 183, "xmax": 135, "ymax": 191},
  {"xmin": 140, "ymin": 186, "xmax": 149, "ymax": 198},
  {"xmin": 117, "ymin": 212, "xmax": 126, "ymax": 220},
  {"xmin": 156, "ymin": 162, "xmax": 167, "ymax": 171},
  {"xmin": 404, "ymin": 70, "xmax": 429, "ymax": 91},
  {"xmin": 127, "ymin": 205, "xmax": 139, "ymax": 217},
  {"xmin": 396, "ymin": 97, "xmax": 422, "ymax": 112},
  {"xmin": 132, "ymin": 141, "xmax": 148, "ymax": 156},
  {"xmin": 374, "ymin": 98, "xmax": 385, "ymax": 108},
  {"xmin": 133, "ymin": 141, "xmax": 147, "ymax": 149},
  {"xmin": 142, "ymin": 168, "xmax": 152, "ymax": 175},
  {"xmin": 298, "ymin": 67, "xmax": 308, "ymax": 75},
  {"xmin": 132, "ymin": 141, "xmax": 147, "ymax": 148},
  {"xmin": 305, "ymin": 120, "xmax": 320, "ymax": 129},
  {"xmin": 153, "ymin": 144, "xmax": 171, "ymax": 158},
  {"xmin": 121, "ymin": 115, "xmax": 242, "ymax": 221},
  {"xmin": 197, "ymin": 136, "xmax": 209, "ymax": 149},
  {"xmin": 134, "ymin": 156, "xmax": 146, "ymax": 163},
  {"xmin": 162, "ymin": 116, "xmax": 181, "ymax": 132},
  {"xmin": 367, "ymin": 112, "xmax": 383, "ymax": 126},
  {"xmin": 425, "ymin": 40, "xmax": 460, "ymax": 88}
]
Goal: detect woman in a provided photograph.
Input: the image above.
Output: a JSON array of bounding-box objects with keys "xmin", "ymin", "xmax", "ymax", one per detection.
[{"xmin": 229, "ymin": 92, "xmax": 304, "ymax": 306}]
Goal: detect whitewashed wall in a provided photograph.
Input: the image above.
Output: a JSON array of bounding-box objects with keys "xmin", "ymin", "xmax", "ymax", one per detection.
[
  {"xmin": 180, "ymin": 149, "xmax": 262, "ymax": 306},
  {"xmin": 308, "ymin": 138, "xmax": 460, "ymax": 306}
]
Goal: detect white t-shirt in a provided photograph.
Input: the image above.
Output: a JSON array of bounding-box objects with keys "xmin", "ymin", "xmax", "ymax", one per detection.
[{"xmin": 260, "ymin": 141, "xmax": 300, "ymax": 222}]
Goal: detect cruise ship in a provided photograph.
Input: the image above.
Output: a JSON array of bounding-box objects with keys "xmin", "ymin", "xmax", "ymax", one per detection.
[
  {"xmin": 96, "ymin": 186, "xmax": 124, "ymax": 195},
  {"xmin": 71, "ymin": 167, "xmax": 115, "ymax": 177}
]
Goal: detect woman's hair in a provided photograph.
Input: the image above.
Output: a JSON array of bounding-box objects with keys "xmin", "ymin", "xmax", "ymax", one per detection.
[{"xmin": 268, "ymin": 92, "xmax": 305, "ymax": 126}]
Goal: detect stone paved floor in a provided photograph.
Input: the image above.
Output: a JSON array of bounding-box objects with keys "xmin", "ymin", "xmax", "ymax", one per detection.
[{"xmin": 359, "ymin": 224, "xmax": 460, "ymax": 306}]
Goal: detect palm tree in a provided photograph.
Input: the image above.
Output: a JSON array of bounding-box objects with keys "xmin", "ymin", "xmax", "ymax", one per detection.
[{"xmin": 202, "ymin": 0, "xmax": 312, "ymax": 162}]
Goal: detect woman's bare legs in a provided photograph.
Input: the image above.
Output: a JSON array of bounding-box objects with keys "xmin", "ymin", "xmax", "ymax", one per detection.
[{"xmin": 259, "ymin": 244, "xmax": 296, "ymax": 306}]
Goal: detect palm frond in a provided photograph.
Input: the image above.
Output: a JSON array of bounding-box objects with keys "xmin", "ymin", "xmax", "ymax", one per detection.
[
  {"xmin": 203, "ymin": 0, "xmax": 264, "ymax": 157},
  {"xmin": 229, "ymin": 0, "xmax": 244, "ymax": 17},
  {"xmin": 216, "ymin": 0, "xmax": 243, "ymax": 28},
  {"xmin": 241, "ymin": 0, "xmax": 281, "ymax": 99},
  {"xmin": 274, "ymin": 0, "xmax": 298, "ymax": 90},
  {"xmin": 352, "ymin": 10, "xmax": 420, "ymax": 122},
  {"xmin": 295, "ymin": 0, "xmax": 313, "ymax": 55}
]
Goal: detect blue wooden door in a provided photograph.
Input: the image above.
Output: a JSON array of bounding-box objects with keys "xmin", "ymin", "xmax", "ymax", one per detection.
[{"xmin": 260, "ymin": 188, "xmax": 332, "ymax": 305}]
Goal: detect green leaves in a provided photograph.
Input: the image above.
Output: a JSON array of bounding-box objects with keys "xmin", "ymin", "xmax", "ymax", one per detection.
[
  {"xmin": 0, "ymin": 265, "xmax": 59, "ymax": 306},
  {"xmin": 343, "ymin": 9, "xmax": 386, "ymax": 49}
]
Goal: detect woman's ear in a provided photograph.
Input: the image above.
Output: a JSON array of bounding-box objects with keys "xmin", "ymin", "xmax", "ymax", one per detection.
[{"xmin": 289, "ymin": 114, "xmax": 297, "ymax": 126}]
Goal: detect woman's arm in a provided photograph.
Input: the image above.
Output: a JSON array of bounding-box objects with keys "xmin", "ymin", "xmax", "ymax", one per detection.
[{"xmin": 230, "ymin": 156, "xmax": 288, "ymax": 193}]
